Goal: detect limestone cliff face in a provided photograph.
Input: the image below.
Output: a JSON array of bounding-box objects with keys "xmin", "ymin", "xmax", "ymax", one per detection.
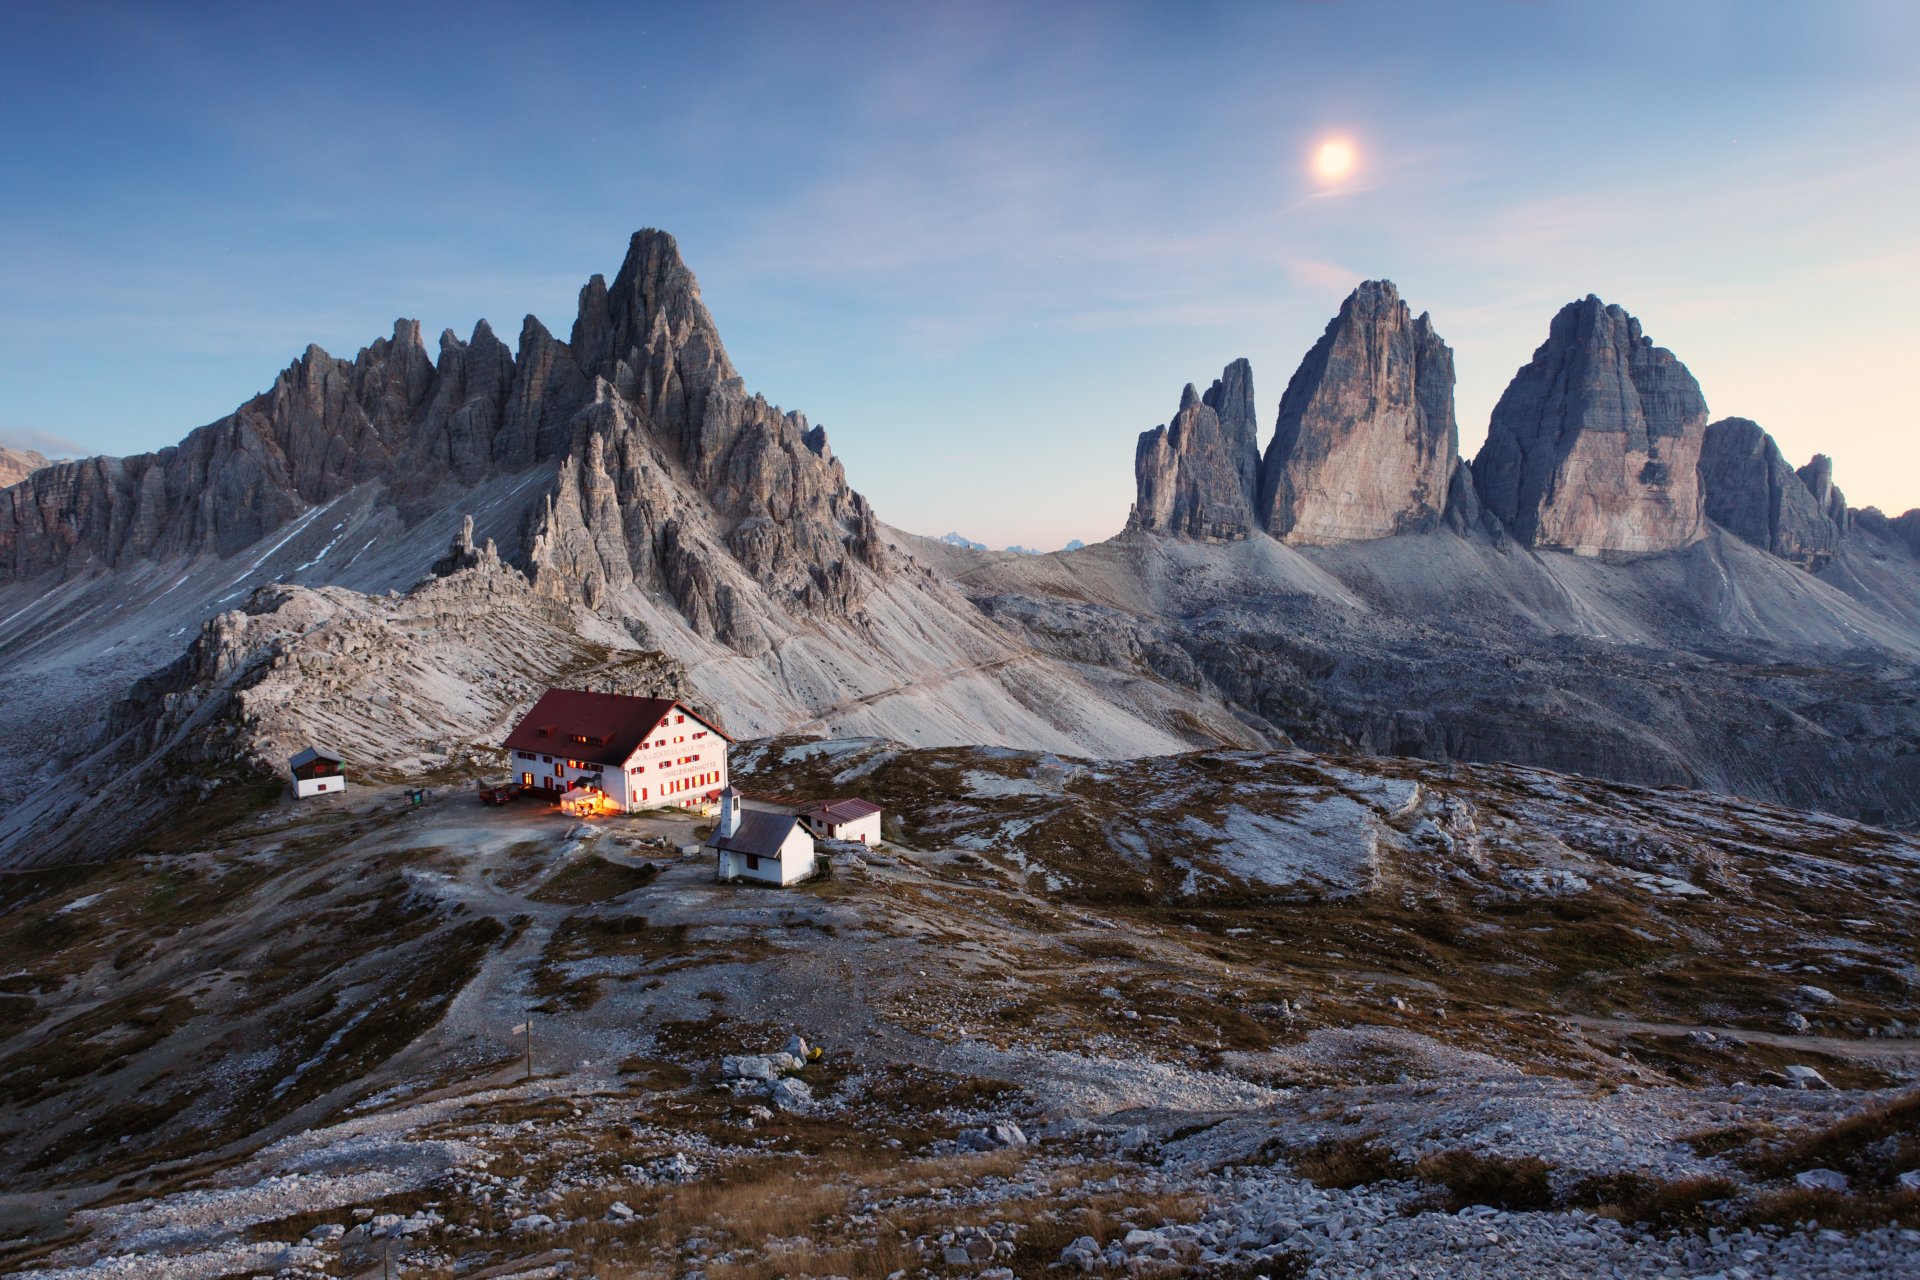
[
  {"xmin": 1472, "ymin": 297, "xmax": 1708, "ymax": 555},
  {"xmin": 0, "ymin": 315, "xmax": 581, "ymax": 579},
  {"xmin": 1127, "ymin": 360, "xmax": 1261, "ymax": 540},
  {"xmin": 1260, "ymin": 281, "xmax": 1457, "ymax": 543},
  {"xmin": 0, "ymin": 448, "xmax": 47, "ymax": 488},
  {"xmin": 523, "ymin": 232, "xmax": 882, "ymax": 648},
  {"xmin": 1698, "ymin": 418, "xmax": 1845, "ymax": 570},
  {"xmin": 0, "ymin": 230, "xmax": 881, "ymax": 654}
]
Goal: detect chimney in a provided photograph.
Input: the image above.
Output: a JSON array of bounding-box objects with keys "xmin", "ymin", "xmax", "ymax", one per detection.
[{"xmin": 718, "ymin": 786, "xmax": 740, "ymax": 839}]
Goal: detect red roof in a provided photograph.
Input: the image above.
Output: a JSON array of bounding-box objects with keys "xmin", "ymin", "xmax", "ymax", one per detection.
[
  {"xmin": 801, "ymin": 797, "xmax": 882, "ymax": 825},
  {"xmin": 501, "ymin": 689, "xmax": 731, "ymax": 766}
]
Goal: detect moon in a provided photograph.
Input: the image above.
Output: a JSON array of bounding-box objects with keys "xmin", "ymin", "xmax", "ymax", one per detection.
[{"xmin": 1312, "ymin": 138, "xmax": 1357, "ymax": 183}]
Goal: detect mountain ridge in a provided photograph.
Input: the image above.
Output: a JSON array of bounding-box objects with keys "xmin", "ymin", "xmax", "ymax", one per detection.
[{"xmin": 3, "ymin": 231, "xmax": 1919, "ymax": 866}]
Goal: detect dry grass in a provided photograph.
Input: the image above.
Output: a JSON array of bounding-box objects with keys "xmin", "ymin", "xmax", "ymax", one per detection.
[
  {"xmin": 528, "ymin": 855, "xmax": 660, "ymax": 905},
  {"xmin": 1737, "ymin": 1091, "xmax": 1920, "ymax": 1188},
  {"xmin": 1283, "ymin": 1136, "xmax": 1411, "ymax": 1190},
  {"xmin": 1563, "ymin": 1171, "xmax": 1739, "ymax": 1229},
  {"xmin": 1412, "ymin": 1150, "xmax": 1556, "ymax": 1212},
  {"xmin": 1734, "ymin": 1186, "xmax": 1920, "ymax": 1232}
]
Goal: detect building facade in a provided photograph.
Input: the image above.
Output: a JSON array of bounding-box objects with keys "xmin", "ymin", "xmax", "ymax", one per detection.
[
  {"xmin": 503, "ymin": 689, "xmax": 730, "ymax": 813},
  {"xmin": 709, "ymin": 788, "xmax": 816, "ymax": 885},
  {"xmin": 799, "ymin": 797, "xmax": 882, "ymax": 845},
  {"xmin": 289, "ymin": 746, "xmax": 347, "ymax": 799}
]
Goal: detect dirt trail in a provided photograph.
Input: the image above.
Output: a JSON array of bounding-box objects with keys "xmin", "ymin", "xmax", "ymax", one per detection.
[{"xmin": 1571, "ymin": 1014, "xmax": 1920, "ymax": 1064}]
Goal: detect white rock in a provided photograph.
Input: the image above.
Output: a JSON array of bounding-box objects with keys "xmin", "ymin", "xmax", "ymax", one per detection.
[
  {"xmin": 959, "ymin": 1121, "xmax": 1028, "ymax": 1151},
  {"xmin": 768, "ymin": 1077, "xmax": 814, "ymax": 1113},
  {"xmin": 720, "ymin": 1054, "xmax": 781, "ymax": 1081},
  {"xmin": 1783, "ymin": 1064, "xmax": 1833, "ymax": 1090},
  {"xmin": 1793, "ymin": 1168, "xmax": 1848, "ymax": 1192}
]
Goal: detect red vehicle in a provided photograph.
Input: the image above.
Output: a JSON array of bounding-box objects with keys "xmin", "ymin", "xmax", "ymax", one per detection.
[{"xmin": 477, "ymin": 784, "xmax": 516, "ymax": 806}]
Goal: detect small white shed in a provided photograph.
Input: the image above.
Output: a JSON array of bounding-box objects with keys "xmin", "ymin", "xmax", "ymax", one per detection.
[
  {"xmin": 800, "ymin": 797, "xmax": 882, "ymax": 846},
  {"xmin": 708, "ymin": 789, "xmax": 815, "ymax": 886},
  {"xmin": 289, "ymin": 746, "xmax": 347, "ymax": 799}
]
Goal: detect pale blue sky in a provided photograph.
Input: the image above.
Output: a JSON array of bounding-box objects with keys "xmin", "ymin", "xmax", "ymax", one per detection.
[{"xmin": 3, "ymin": 1, "xmax": 1917, "ymax": 548}]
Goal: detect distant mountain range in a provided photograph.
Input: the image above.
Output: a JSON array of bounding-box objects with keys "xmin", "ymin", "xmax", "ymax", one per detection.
[
  {"xmin": 2, "ymin": 229, "xmax": 1916, "ymax": 865},
  {"xmin": 937, "ymin": 532, "xmax": 1085, "ymax": 555}
]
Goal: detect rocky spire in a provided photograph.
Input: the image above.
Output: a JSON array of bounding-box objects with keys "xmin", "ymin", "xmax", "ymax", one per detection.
[
  {"xmin": 1259, "ymin": 281, "xmax": 1456, "ymax": 543},
  {"xmin": 1127, "ymin": 360, "xmax": 1261, "ymax": 540},
  {"xmin": 1795, "ymin": 454, "xmax": 1852, "ymax": 535},
  {"xmin": 1472, "ymin": 296, "xmax": 1708, "ymax": 555},
  {"xmin": 1698, "ymin": 418, "xmax": 1846, "ymax": 570}
]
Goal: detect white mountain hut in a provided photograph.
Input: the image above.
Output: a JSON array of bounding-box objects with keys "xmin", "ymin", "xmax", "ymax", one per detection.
[
  {"xmin": 289, "ymin": 746, "xmax": 347, "ymax": 799},
  {"xmin": 708, "ymin": 788, "xmax": 816, "ymax": 885},
  {"xmin": 502, "ymin": 689, "xmax": 731, "ymax": 814}
]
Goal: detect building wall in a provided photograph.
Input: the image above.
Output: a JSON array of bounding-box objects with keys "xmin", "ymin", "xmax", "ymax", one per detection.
[
  {"xmin": 618, "ymin": 710, "xmax": 728, "ymax": 809},
  {"xmin": 717, "ymin": 830, "xmax": 817, "ymax": 886},
  {"xmin": 506, "ymin": 705, "xmax": 728, "ymax": 813},
  {"xmin": 813, "ymin": 812, "xmax": 881, "ymax": 844},
  {"xmin": 295, "ymin": 776, "xmax": 347, "ymax": 798}
]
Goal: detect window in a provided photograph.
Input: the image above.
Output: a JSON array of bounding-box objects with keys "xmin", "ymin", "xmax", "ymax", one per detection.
[
  {"xmin": 541, "ymin": 755, "xmax": 551, "ymax": 764},
  {"xmin": 747, "ymin": 855, "xmax": 760, "ymax": 869},
  {"xmin": 693, "ymin": 731, "xmax": 706, "ymax": 739},
  {"xmin": 522, "ymin": 772, "xmax": 533, "ymax": 787},
  {"xmin": 676, "ymin": 714, "xmax": 685, "ymax": 724}
]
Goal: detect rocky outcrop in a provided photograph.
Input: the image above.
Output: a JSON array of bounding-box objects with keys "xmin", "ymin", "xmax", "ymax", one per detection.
[
  {"xmin": 1260, "ymin": 281, "xmax": 1457, "ymax": 543},
  {"xmin": 1127, "ymin": 360, "xmax": 1261, "ymax": 540},
  {"xmin": 1473, "ymin": 296, "xmax": 1708, "ymax": 555},
  {"xmin": 1698, "ymin": 418, "xmax": 1844, "ymax": 570},
  {"xmin": 0, "ymin": 448, "xmax": 47, "ymax": 488},
  {"xmin": 1855, "ymin": 506, "xmax": 1920, "ymax": 560},
  {"xmin": 1796, "ymin": 454, "xmax": 1852, "ymax": 537},
  {"xmin": 523, "ymin": 248, "xmax": 883, "ymax": 646},
  {"xmin": 0, "ymin": 230, "xmax": 882, "ymax": 655}
]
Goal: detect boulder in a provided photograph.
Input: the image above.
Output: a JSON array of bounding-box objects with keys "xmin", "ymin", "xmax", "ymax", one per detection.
[
  {"xmin": 1260, "ymin": 281, "xmax": 1458, "ymax": 543},
  {"xmin": 958, "ymin": 1121, "xmax": 1028, "ymax": 1151},
  {"xmin": 1473, "ymin": 296, "xmax": 1708, "ymax": 555},
  {"xmin": 1794, "ymin": 1168, "xmax": 1849, "ymax": 1192},
  {"xmin": 767, "ymin": 1076, "xmax": 813, "ymax": 1113},
  {"xmin": 720, "ymin": 1054, "xmax": 781, "ymax": 1081},
  {"xmin": 1783, "ymin": 1064, "xmax": 1833, "ymax": 1090}
]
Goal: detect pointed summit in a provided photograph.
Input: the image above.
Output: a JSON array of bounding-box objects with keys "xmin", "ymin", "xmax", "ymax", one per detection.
[
  {"xmin": 1473, "ymin": 296, "xmax": 1707, "ymax": 555},
  {"xmin": 1259, "ymin": 280, "xmax": 1456, "ymax": 543},
  {"xmin": 1127, "ymin": 360, "xmax": 1262, "ymax": 540},
  {"xmin": 1698, "ymin": 418, "xmax": 1847, "ymax": 570}
]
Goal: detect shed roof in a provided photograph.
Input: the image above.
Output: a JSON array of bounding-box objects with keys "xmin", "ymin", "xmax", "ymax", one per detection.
[
  {"xmin": 502, "ymin": 689, "xmax": 731, "ymax": 766},
  {"xmin": 801, "ymin": 798, "xmax": 882, "ymax": 824},
  {"xmin": 706, "ymin": 811, "xmax": 806, "ymax": 859},
  {"xmin": 289, "ymin": 746, "xmax": 343, "ymax": 770}
]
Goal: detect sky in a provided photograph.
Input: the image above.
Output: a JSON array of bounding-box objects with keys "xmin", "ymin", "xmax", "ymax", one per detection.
[{"xmin": 2, "ymin": 2, "xmax": 1917, "ymax": 550}]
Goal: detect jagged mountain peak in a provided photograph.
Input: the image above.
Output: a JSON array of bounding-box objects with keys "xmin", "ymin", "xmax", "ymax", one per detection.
[
  {"xmin": 1127, "ymin": 360, "xmax": 1263, "ymax": 542},
  {"xmin": 1472, "ymin": 294, "xmax": 1707, "ymax": 555},
  {"xmin": 1259, "ymin": 278, "xmax": 1457, "ymax": 543}
]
